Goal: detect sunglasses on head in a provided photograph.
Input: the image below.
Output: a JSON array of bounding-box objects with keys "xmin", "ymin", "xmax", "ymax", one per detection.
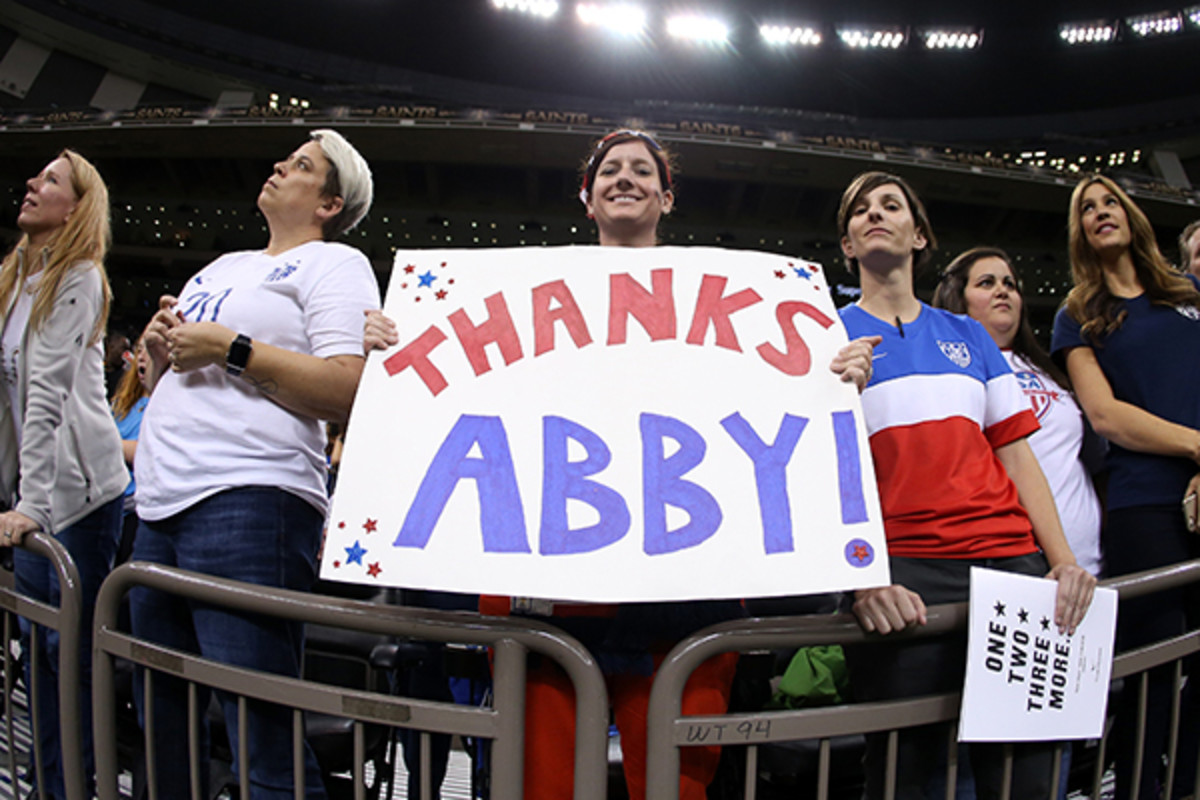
[{"xmin": 595, "ymin": 129, "xmax": 664, "ymax": 153}]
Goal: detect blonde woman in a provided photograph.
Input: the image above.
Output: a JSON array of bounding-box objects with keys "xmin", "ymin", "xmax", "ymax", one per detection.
[
  {"xmin": 1051, "ymin": 174, "xmax": 1200, "ymax": 800},
  {"xmin": 0, "ymin": 150, "xmax": 128, "ymax": 800}
]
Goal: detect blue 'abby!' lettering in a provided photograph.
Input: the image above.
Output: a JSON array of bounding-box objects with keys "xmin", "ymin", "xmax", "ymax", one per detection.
[{"xmin": 393, "ymin": 410, "xmax": 865, "ymax": 556}]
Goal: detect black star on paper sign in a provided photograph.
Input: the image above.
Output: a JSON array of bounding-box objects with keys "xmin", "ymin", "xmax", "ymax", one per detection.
[
  {"xmin": 993, "ymin": 600, "xmax": 1006, "ymax": 617},
  {"xmin": 1018, "ymin": 608, "xmax": 1029, "ymax": 624},
  {"xmin": 1040, "ymin": 616, "xmax": 1051, "ymax": 631}
]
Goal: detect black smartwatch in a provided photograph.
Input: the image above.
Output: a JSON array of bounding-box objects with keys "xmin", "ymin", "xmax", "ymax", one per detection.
[{"xmin": 225, "ymin": 333, "xmax": 253, "ymax": 377}]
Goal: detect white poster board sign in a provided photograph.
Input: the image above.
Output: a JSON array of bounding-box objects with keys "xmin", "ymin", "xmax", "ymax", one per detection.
[
  {"xmin": 960, "ymin": 567, "xmax": 1117, "ymax": 742},
  {"xmin": 320, "ymin": 245, "xmax": 889, "ymax": 602}
]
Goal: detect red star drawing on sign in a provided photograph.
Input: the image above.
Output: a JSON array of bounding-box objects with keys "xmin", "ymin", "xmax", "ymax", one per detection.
[
  {"xmin": 333, "ymin": 560, "xmax": 341, "ymax": 568},
  {"xmin": 440, "ymin": 261, "xmax": 448, "ymax": 267},
  {"xmin": 404, "ymin": 264, "xmax": 415, "ymax": 274},
  {"xmin": 367, "ymin": 562, "xmax": 382, "ymax": 578},
  {"xmin": 852, "ymin": 545, "xmax": 869, "ymax": 563},
  {"xmin": 435, "ymin": 289, "xmax": 448, "ymax": 300},
  {"xmin": 774, "ymin": 270, "xmax": 785, "ymax": 279},
  {"xmin": 363, "ymin": 518, "xmax": 378, "ymax": 534},
  {"xmin": 415, "ymin": 296, "xmax": 422, "ymax": 303},
  {"xmin": 337, "ymin": 521, "xmax": 345, "ymax": 529}
]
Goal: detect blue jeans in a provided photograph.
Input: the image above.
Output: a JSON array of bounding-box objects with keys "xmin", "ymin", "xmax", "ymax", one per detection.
[
  {"xmin": 130, "ymin": 487, "xmax": 327, "ymax": 800},
  {"xmin": 13, "ymin": 495, "xmax": 123, "ymax": 800}
]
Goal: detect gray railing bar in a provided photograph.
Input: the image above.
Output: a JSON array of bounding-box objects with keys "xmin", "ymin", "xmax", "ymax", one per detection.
[
  {"xmin": 93, "ymin": 561, "xmax": 608, "ymax": 800},
  {"xmin": 0, "ymin": 533, "xmax": 84, "ymax": 800}
]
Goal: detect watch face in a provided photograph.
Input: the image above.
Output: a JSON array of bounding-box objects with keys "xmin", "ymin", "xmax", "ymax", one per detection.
[{"xmin": 226, "ymin": 334, "xmax": 252, "ymax": 375}]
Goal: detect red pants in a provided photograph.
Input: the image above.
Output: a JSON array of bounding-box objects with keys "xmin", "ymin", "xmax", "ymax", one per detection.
[{"xmin": 522, "ymin": 651, "xmax": 739, "ymax": 800}]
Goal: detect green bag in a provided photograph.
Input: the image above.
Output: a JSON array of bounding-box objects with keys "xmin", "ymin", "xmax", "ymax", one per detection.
[{"xmin": 768, "ymin": 644, "xmax": 849, "ymax": 709}]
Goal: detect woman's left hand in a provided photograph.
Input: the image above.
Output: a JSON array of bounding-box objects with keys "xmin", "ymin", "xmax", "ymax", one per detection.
[
  {"xmin": 1185, "ymin": 472, "xmax": 1200, "ymax": 533},
  {"xmin": 0, "ymin": 510, "xmax": 39, "ymax": 547},
  {"xmin": 165, "ymin": 322, "xmax": 236, "ymax": 373},
  {"xmin": 1045, "ymin": 562, "xmax": 1097, "ymax": 635},
  {"xmin": 830, "ymin": 335, "xmax": 882, "ymax": 393}
]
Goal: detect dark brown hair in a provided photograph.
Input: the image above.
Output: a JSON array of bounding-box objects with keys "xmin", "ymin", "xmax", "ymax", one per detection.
[
  {"xmin": 578, "ymin": 129, "xmax": 677, "ymax": 206},
  {"xmin": 933, "ymin": 246, "xmax": 1071, "ymax": 390},
  {"xmin": 836, "ymin": 171, "xmax": 937, "ymax": 274}
]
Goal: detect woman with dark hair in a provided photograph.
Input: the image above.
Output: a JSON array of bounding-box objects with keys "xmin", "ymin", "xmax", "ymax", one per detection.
[
  {"xmin": 934, "ymin": 247, "xmax": 1102, "ymax": 577},
  {"xmin": 0, "ymin": 149, "xmax": 128, "ymax": 800},
  {"xmin": 837, "ymin": 171, "xmax": 1095, "ymax": 800},
  {"xmin": 1051, "ymin": 174, "xmax": 1200, "ymax": 800},
  {"xmin": 366, "ymin": 128, "xmax": 875, "ymax": 800}
]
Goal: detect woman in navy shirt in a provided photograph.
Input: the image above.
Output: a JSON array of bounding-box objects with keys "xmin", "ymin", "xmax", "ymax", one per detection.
[{"xmin": 1051, "ymin": 173, "xmax": 1200, "ymax": 800}]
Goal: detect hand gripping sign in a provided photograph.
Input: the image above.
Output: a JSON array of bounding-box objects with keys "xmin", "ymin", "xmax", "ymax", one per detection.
[
  {"xmin": 960, "ymin": 567, "xmax": 1116, "ymax": 742},
  {"xmin": 321, "ymin": 246, "xmax": 889, "ymax": 602}
]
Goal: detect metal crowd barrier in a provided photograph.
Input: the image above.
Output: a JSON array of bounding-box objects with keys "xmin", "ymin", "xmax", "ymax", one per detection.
[
  {"xmin": 0, "ymin": 533, "xmax": 85, "ymax": 800},
  {"xmin": 92, "ymin": 562, "xmax": 610, "ymax": 800},
  {"xmin": 646, "ymin": 559, "xmax": 1200, "ymax": 800}
]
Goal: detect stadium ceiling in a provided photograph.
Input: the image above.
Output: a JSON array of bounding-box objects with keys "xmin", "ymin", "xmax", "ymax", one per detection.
[{"xmin": 6, "ymin": 0, "xmax": 1200, "ymax": 129}]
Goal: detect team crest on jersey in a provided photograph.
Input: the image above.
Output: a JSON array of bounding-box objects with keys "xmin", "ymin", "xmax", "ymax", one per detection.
[
  {"xmin": 266, "ymin": 262, "xmax": 299, "ymax": 283},
  {"xmin": 937, "ymin": 339, "xmax": 972, "ymax": 368},
  {"xmin": 1175, "ymin": 304, "xmax": 1200, "ymax": 322},
  {"xmin": 1014, "ymin": 370, "xmax": 1060, "ymax": 421}
]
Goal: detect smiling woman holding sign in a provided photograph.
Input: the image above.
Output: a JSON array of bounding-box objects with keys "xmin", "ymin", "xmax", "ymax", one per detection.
[
  {"xmin": 836, "ymin": 171, "xmax": 1096, "ymax": 800},
  {"xmin": 365, "ymin": 128, "xmax": 876, "ymax": 800}
]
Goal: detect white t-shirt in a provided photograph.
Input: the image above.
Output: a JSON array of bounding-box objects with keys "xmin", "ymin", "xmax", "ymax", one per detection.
[
  {"xmin": 136, "ymin": 241, "xmax": 379, "ymax": 520},
  {"xmin": 1004, "ymin": 350, "xmax": 1104, "ymax": 576}
]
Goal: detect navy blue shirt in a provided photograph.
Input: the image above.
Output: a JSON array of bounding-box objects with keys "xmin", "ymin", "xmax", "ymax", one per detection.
[{"xmin": 1051, "ymin": 278, "xmax": 1200, "ymax": 510}]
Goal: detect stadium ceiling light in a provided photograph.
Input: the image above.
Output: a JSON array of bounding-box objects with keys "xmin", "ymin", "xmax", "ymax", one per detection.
[
  {"xmin": 837, "ymin": 27, "xmax": 907, "ymax": 49},
  {"xmin": 666, "ymin": 14, "xmax": 730, "ymax": 45},
  {"xmin": 577, "ymin": 3, "xmax": 647, "ymax": 35},
  {"xmin": 491, "ymin": 0, "xmax": 559, "ymax": 19},
  {"xmin": 1187, "ymin": 5, "xmax": 1200, "ymax": 27},
  {"xmin": 1058, "ymin": 19, "xmax": 1117, "ymax": 45},
  {"xmin": 1125, "ymin": 10, "xmax": 1183, "ymax": 37},
  {"xmin": 920, "ymin": 28, "xmax": 983, "ymax": 50},
  {"xmin": 760, "ymin": 23, "xmax": 822, "ymax": 47}
]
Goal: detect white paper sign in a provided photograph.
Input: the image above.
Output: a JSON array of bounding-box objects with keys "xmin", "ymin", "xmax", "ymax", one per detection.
[
  {"xmin": 320, "ymin": 245, "xmax": 889, "ymax": 602},
  {"xmin": 960, "ymin": 567, "xmax": 1117, "ymax": 742}
]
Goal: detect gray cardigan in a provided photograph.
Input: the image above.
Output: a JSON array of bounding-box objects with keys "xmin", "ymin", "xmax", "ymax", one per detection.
[{"xmin": 0, "ymin": 257, "xmax": 128, "ymax": 534}]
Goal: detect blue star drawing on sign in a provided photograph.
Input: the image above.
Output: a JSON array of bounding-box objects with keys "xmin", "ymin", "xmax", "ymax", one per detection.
[
  {"xmin": 418, "ymin": 271, "xmax": 437, "ymax": 288},
  {"xmin": 792, "ymin": 267, "xmax": 812, "ymax": 280},
  {"xmin": 345, "ymin": 540, "xmax": 367, "ymax": 566}
]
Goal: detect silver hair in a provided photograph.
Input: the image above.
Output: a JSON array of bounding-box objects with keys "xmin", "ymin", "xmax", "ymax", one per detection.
[{"xmin": 309, "ymin": 129, "xmax": 373, "ymax": 239}]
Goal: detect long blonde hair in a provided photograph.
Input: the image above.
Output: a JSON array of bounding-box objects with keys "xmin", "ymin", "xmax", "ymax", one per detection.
[
  {"xmin": 1064, "ymin": 174, "xmax": 1200, "ymax": 343},
  {"xmin": 0, "ymin": 149, "xmax": 113, "ymax": 345},
  {"xmin": 111, "ymin": 339, "xmax": 147, "ymax": 420}
]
